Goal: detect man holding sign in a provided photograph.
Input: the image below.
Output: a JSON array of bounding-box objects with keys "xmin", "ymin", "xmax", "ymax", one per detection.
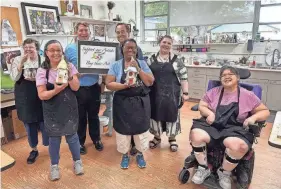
[{"xmin": 65, "ymin": 22, "xmax": 103, "ymax": 155}]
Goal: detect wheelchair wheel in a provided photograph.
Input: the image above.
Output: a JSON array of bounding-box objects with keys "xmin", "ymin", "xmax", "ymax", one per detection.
[{"xmin": 178, "ymin": 168, "xmax": 190, "ymax": 184}]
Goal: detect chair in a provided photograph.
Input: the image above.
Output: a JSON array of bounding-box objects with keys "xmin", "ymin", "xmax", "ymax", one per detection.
[
  {"xmin": 191, "ymin": 68, "xmax": 262, "ymax": 111},
  {"xmin": 179, "ymin": 68, "xmax": 265, "ymax": 189}
]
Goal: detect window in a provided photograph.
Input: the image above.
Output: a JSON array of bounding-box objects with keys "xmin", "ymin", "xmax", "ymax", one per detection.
[
  {"xmin": 261, "ymin": 0, "xmax": 281, "ymax": 5},
  {"xmin": 143, "ymin": 1, "xmax": 169, "ymax": 42},
  {"xmin": 259, "ymin": 1, "xmax": 281, "ymax": 40}
]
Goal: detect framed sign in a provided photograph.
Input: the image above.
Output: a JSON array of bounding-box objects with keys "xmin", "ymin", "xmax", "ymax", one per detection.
[{"xmin": 78, "ymin": 41, "xmax": 119, "ymax": 74}]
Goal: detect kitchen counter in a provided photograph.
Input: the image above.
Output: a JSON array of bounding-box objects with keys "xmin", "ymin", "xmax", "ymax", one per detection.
[
  {"xmin": 186, "ymin": 64, "xmax": 281, "ymax": 72},
  {"xmin": 186, "ymin": 65, "xmax": 281, "ymax": 111}
]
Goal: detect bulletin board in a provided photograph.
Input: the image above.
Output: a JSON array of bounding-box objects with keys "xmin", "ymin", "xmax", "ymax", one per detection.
[{"xmin": 0, "ymin": 6, "xmax": 23, "ymax": 48}]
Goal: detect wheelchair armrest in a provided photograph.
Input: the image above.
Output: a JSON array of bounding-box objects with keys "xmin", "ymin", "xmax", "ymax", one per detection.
[
  {"xmin": 191, "ymin": 104, "xmax": 199, "ymax": 111},
  {"xmin": 248, "ymin": 121, "xmax": 266, "ymax": 137}
]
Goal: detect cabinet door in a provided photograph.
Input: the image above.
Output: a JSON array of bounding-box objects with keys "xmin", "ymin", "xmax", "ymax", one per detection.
[
  {"xmin": 266, "ymin": 84, "xmax": 281, "ymax": 111},
  {"xmin": 189, "ymin": 76, "xmax": 206, "ymax": 90}
]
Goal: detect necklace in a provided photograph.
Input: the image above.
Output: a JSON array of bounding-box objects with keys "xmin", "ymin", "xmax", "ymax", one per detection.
[{"xmin": 158, "ymin": 54, "xmax": 169, "ymax": 62}]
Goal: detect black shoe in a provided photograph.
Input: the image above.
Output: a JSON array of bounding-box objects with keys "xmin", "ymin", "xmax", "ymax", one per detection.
[
  {"xmin": 80, "ymin": 145, "xmax": 87, "ymax": 155},
  {"xmin": 130, "ymin": 146, "xmax": 138, "ymax": 156},
  {"xmin": 27, "ymin": 150, "xmax": 39, "ymax": 164},
  {"xmin": 94, "ymin": 141, "xmax": 104, "ymax": 151}
]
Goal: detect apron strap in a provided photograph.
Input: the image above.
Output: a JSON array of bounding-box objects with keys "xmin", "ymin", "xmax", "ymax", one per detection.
[
  {"xmin": 170, "ymin": 54, "xmax": 178, "ymax": 64},
  {"xmin": 216, "ymin": 86, "xmax": 241, "ymax": 111},
  {"xmin": 45, "ymin": 69, "xmax": 50, "ymax": 81}
]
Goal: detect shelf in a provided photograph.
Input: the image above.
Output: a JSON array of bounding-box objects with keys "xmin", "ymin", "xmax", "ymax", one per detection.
[
  {"xmin": 26, "ymin": 34, "xmax": 76, "ymax": 37},
  {"xmin": 177, "ymin": 52, "xmax": 267, "ymax": 56},
  {"xmin": 59, "ymin": 15, "xmax": 121, "ymax": 25},
  {"xmin": 173, "ymin": 43, "xmax": 241, "ymax": 46}
]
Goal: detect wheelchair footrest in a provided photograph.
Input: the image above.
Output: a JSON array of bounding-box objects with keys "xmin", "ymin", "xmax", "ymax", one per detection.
[{"xmin": 202, "ymin": 173, "xmax": 223, "ymax": 189}]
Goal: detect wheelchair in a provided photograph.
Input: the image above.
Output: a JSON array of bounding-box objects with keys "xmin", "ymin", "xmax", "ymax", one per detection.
[{"xmin": 178, "ymin": 68, "xmax": 266, "ymax": 189}]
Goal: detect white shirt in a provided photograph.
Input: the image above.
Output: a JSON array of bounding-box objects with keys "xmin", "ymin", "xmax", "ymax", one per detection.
[{"xmin": 10, "ymin": 56, "xmax": 43, "ymax": 81}]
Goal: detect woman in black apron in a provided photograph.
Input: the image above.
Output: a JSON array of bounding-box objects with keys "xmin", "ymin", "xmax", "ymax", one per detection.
[
  {"xmin": 189, "ymin": 66, "xmax": 270, "ymax": 189},
  {"xmin": 148, "ymin": 35, "xmax": 189, "ymax": 152},
  {"xmin": 36, "ymin": 40, "xmax": 83, "ymax": 181},
  {"xmin": 106, "ymin": 39, "xmax": 154, "ymax": 169},
  {"xmin": 10, "ymin": 38, "xmax": 49, "ymax": 164}
]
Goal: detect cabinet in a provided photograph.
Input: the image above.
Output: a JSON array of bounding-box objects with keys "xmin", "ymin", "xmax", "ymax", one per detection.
[{"xmin": 266, "ymin": 81, "xmax": 281, "ymax": 111}]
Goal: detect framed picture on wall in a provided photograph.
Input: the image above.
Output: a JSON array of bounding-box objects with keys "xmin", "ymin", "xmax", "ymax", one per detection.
[
  {"xmin": 21, "ymin": 2, "xmax": 59, "ymax": 35},
  {"xmin": 78, "ymin": 41, "xmax": 119, "ymax": 74}
]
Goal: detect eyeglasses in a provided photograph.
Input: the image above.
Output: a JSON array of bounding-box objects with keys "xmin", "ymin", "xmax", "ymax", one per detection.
[
  {"xmin": 220, "ymin": 73, "xmax": 236, "ymax": 78},
  {"xmin": 47, "ymin": 49, "xmax": 62, "ymax": 53},
  {"xmin": 23, "ymin": 46, "xmax": 35, "ymax": 50}
]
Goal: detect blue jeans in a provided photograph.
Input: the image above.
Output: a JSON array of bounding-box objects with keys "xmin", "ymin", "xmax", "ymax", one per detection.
[
  {"xmin": 103, "ymin": 92, "xmax": 113, "ymax": 134},
  {"xmin": 49, "ymin": 133, "xmax": 81, "ymax": 165},
  {"xmin": 24, "ymin": 122, "xmax": 49, "ymax": 148}
]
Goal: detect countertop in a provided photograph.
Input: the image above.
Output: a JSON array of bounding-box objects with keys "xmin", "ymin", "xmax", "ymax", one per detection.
[{"xmin": 185, "ymin": 64, "xmax": 281, "ymax": 73}]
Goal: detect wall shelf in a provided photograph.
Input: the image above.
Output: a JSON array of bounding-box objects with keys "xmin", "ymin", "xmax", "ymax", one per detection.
[
  {"xmin": 173, "ymin": 43, "xmax": 242, "ymax": 46},
  {"xmin": 177, "ymin": 51, "xmax": 267, "ymax": 56},
  {"xmin": 26, "ymin": 34, "xmax": 76, "ymax": 37},
  {"xmin": 59, "ymin": 15, "xmax": 121, "ymax": 25}
]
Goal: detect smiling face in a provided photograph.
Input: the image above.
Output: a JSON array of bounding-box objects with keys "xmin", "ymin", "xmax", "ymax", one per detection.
[
  {"xmin": 123, "ymin": 41, "xmax": 137, "ymax": 60},
  {"xmin": 116, "ymin": 24, "xmax": 129, "ymax": 44},
  {"xmin": 23, "ymin": 42, "xmax": 37, "ymax": 58},
  {"xmin": 77, "ymin": 24, "xmax": 90, "ymax": 41},
  {"xmin": 45, "ymin": 43, "xmax": 63, "ymax": 64},
  {"xmin": 159, "ymin": 37, "xmax": 172, "ymax": 54},
  {"xmin": 220, "ymin": 69, "xmax": 239, "ymax": 88}
]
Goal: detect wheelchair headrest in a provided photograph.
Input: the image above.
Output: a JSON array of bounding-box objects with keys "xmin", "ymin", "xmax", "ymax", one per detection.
[{"xmin": 237, "ymin": 68, "xmax": 251, "ymax": 79}]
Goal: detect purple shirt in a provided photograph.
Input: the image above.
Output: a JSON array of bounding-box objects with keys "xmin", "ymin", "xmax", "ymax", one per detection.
[
  {"xmin": 36, "ymin": 63, "xmax": 78, "ymax": 86},
  {"xmin": 202, "ymin": 86, "xmax": 261, "ymax": 122}
]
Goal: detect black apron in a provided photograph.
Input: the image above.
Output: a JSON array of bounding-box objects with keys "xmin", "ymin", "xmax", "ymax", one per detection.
[
  {"xmin": 42, "ymin": 70, "xmax": 79, "ymax": 137},
  {"xmin": 14, "ymin": 55, "xmax": 43, "ymax": 123},
  {"xmin": 113, "ymin": 59, "xmax": 151, "ymax": 135},
  {"xmin": 192, "ymin": 87, "xmax": 254, "ymax": 147},
  {"xmin": 149, "ymin": 53, "xmax": 181, "ymax": 122}
]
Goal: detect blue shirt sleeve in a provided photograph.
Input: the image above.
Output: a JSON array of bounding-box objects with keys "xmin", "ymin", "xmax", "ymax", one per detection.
[
  {"xmin": 139, "ymin": 60, "xmax": 152, "ymax": 73},
  {"xmin": 137, "ymin": 46, "xmax": 144, "ymax": 60},
  {"xmin": 108, "ymin": 62, "xmax": 117, "ymax": 76},
  {"xmin": 65, "ymin": 44, "xmax": 77, "ymax": 67}
]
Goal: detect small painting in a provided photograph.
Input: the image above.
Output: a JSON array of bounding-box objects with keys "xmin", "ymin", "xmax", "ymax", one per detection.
[
  {"xmin": 60, "ymin": 0, "xmax": 79, "ymax": 16},
  {"xmin": 80, "ymin": 4, "xmax": 92, "ymax": 18}
]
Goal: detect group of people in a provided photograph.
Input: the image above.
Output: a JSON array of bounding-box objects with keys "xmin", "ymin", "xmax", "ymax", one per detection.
[{"xmin": 9, "ymin": 21, "xmax": 270, "ymax": 189}]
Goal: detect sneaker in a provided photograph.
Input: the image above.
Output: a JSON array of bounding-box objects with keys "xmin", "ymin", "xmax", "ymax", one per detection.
[
  {"xmin": 120, "ymin": 154, "xmax": 130, "ymax": 169},
  {"xmin": 80, "ymin": 145, "xmax": 87, "ymax": 155},
  {"xmin": 191, "ymin": 165, "xmax": 211, "ymax": 184},
  {"xmin": 136, "ymin": 153, "xmax": 146, "ymax": 168},
  {"xmin": 217, "ymin": 168, "xmax": 232, "ymax": 189},
  {"xmin": 74, "ymin": 160, "xmax": 84, "ymax": 175},
  {"xmin": 50, "ymin": 165, "xmax": 60, "ymax": 181},
  {"xmin": 27, "ymin": 150, "xmax": 39, "ymax": 164},
  {"xmin": 130, "ymin": 146, "xmax": 138, "ymax": 156},
  {"xmin": 94, "ymin": 141, "xmax": 104, "ymax": 151}
]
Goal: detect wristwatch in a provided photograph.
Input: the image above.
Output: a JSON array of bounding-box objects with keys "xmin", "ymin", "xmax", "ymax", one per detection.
[{"xmin": 183, "ymin": 92, "xmax": 189, "ymax": 95}]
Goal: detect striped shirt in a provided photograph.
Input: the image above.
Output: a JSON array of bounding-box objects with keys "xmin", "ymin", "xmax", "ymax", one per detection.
[{"xmin": 147, "ymin": 54, "xmax": 188, "ymax": 82}]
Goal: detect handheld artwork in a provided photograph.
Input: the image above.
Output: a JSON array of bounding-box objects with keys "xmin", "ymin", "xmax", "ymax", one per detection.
[
  {"xmin": 56, "ymin": 57, "xmax": 69, "ymax": 85},
  {"xmin": 124, "ymin": 66, "xmax": 138, "ymax": 86},
  {"xmin": 78, "ymin": 41, "xmax": 119, "ymax": 74},
  {"xmin": 21, "ymin": 3, "xmax": 59, "ymax": 35}
]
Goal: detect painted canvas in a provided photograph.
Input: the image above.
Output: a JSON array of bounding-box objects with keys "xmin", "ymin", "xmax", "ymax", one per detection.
[
  {"xmin": 0, "ymin": 6, "xmax": 22, "ymax": 47},
  {"xmin": 21, "ymin": 3, "xmax": 59, "ymax": 35},
  {"xmin": 60, "ymin": 0, "xmax": 79, "ymax": 16}
]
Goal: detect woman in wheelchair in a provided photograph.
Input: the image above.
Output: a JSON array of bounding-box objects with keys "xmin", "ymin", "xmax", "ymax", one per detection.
[{"xmin": 190, "ymin": 66, "xmax": 270, "ymax": 189}]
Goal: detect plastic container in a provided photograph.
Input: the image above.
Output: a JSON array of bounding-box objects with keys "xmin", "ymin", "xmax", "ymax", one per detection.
[{"xmin": 99, "ymin": 116, "xmax": 109, "ymax": 135}]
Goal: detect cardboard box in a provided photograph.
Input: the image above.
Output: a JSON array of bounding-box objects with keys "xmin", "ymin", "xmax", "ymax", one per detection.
[{"xmin": 11, "ymin": 110, "xmax": 26, "ymax": 139}]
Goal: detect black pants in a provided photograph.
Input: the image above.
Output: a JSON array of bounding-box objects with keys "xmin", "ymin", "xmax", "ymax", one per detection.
[{"xmin": 76, "ymin": 83, "xmax": 101, "ymax": 145}]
